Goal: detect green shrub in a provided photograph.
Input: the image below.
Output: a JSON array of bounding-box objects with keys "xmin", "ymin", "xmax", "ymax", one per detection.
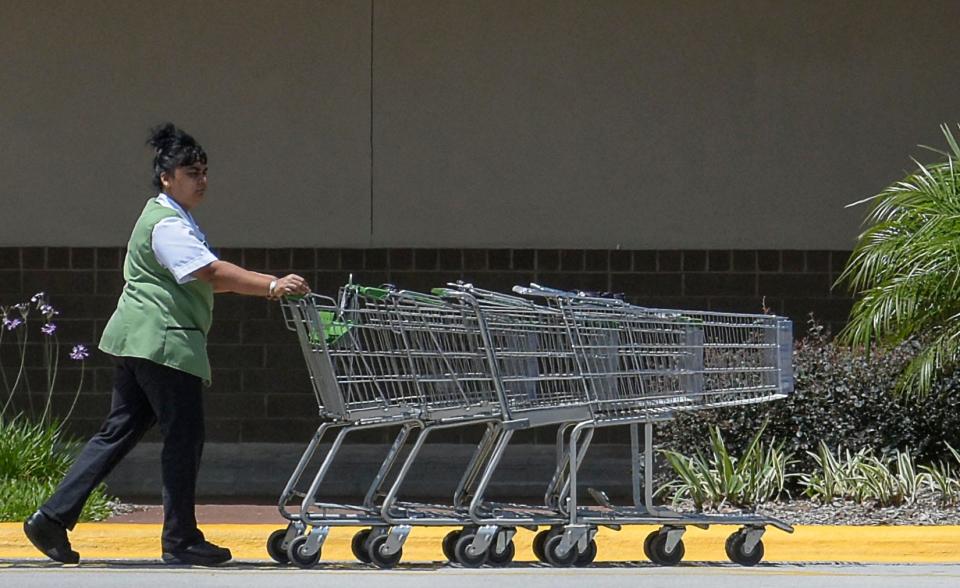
[
  {"xmin": 658, "ymin": 422, "xmax": 797, "ymax": 510},
  {"xmin": 661, "ymin": 431, "xmax": 947, "ymax": 509},
  {"xmin": 799, "ymin": 442, "xmax": 927, "ymax": 507},
  {"xmin": 798, "ymin": 442, "xmax": 866, "ymax": 503},
  {"xmin": 0, "ymin": 416, "xmax": 114, "ymax": 522},
  {"xmin": 0, "ymin": 477, "xmax": 112, "ymax": 522},
  {"xmin": 920, "ymin": 443, "xmax": 960, "ymax": 504}
]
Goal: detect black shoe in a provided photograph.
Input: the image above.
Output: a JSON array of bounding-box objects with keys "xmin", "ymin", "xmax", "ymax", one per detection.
[
  {"xmin": 162, "ymin": 541, "xmax": 232, "ymax": 566},
  {"xmin": 23, "ymin": 510, "xmax": 79, "ymax": 564}
]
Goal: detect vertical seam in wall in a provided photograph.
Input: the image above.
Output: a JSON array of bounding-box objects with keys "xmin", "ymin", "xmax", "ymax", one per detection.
[{"xmin": 369, "ymin": 0, "xmax": 375, "ymax": 244}]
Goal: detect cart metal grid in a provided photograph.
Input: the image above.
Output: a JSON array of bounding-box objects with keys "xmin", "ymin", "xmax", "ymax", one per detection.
[{"xmin": 269, "ymin": 281, "xmax": 796, "ymax": 569}]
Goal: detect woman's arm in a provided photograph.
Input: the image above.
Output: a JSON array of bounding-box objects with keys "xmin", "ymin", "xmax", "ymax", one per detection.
[{"xmin": 191, "ymin": 260, "xmax": 310, "ymax": 298}]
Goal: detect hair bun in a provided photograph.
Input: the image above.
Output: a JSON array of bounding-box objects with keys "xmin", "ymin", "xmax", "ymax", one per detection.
[{"xmin": 147, "ymin": 122, "xmax": 184, "ymax": 151}]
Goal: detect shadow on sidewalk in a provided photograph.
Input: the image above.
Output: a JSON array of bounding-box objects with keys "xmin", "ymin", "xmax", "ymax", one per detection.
[{"xmin": 0, "ymin": 560, "xmax": 810, "ymax": 571}]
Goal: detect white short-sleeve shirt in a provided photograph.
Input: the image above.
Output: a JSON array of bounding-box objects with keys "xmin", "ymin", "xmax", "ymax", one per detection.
[{"xmin": 152, "ymin": 193, "xmax": 218, "ymax": 284}]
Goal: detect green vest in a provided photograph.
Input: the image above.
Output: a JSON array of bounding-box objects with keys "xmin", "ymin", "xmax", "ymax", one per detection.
[{"xmin": 98, "ymin": 199, "xmax": 215, "ymax": 385}]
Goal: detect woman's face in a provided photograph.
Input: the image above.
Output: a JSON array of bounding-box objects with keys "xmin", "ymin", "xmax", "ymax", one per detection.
[{"xmin": 161, "ymin": 162, "xmax": 208, "ymax": 210}]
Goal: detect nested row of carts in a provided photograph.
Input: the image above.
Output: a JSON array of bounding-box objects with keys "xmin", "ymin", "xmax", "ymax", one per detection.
[{"xmin": 265, "ymin": 282, "xmax": 794, "ymax": 568}]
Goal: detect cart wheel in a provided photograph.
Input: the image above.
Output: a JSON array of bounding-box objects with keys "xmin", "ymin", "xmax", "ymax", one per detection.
[
  {"xmin": 532, "ymin": 529, "xmax": 551, "ymax": 563},
  {"xmin": 725, "ymin": 530, "xmax": 764, "ymax": 566},
  {"xmin": 266, "ymin": 528, "xmax": 290, "ymax": 564},
  {"xmin": 487, "ymin": 537, "xmax": 516, "ymax": 567},
  {"xmin": 643, "ymin": 530, "xmax": 658, "ymax": 562},
  {"xmin": 287, "ymin": 535, "xmax": 321, "ymax": 569},
  {"xmin": 367, "ymin": 533, "xmax": 403, "ymax": 569},
  {"xmin": 724, "ymin": 532, "xmax": 737, "ymax": 561},
  {"xmin": 573, "ymin": 539, "xmax": 597, "ymax": 567},
  {"xmin": 647, "ymin": 532, "xmax": 684, "ymax": 566},
  {"xmin": 454, "ymin": 532, "xmax": 488, "ymax": 567},
  {"xmin": 442, "ymin": 529, "xmax": 462, "ymax": 562},
  {"xmin": 543, "ymin": 533, "xmax": 578, "ymax": 567},
  {"xmin": 351, "ymin": 529, "xmax": 372, "ymax": 564}
]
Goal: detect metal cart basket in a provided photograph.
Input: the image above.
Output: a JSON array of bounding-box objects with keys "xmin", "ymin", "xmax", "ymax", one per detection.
[{"xmin": 267, "ymin": 281, "xmax": 794, "ymax": 568}]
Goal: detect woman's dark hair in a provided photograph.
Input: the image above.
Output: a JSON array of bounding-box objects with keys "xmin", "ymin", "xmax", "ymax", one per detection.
[{"xmin": 147, "ymin": 123, "xmax": 207, "ymax": 190}]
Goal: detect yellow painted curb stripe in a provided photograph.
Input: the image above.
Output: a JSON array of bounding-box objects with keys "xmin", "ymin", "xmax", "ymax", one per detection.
[{"xmin": 2, "ymin": 524, "xmax": 960, "ymax": 563}]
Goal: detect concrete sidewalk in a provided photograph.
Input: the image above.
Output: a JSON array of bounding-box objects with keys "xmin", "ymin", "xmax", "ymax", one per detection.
[{"xmin": 4, "ymin": 507, "xmax": 960, "ymax": 563}]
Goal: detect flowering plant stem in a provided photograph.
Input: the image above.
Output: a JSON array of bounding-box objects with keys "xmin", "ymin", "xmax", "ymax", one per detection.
[
  {"xmin": 40, "ymin": 332, "xmax": 60, "ymax": 427},
  {"xmin": 1, "ymin": 293, "xmax": 86, "ymax": 433},
  {"xmin": 0, "ymin": 326, "xmax": 30, "ymax": 419}
]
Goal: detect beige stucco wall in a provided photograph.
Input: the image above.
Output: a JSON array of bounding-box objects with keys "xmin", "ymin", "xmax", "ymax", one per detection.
[
  {"xmin": 0, "ymin": 0, "xmax": 372, "ymax": 246},
  {"xmin": 2, "ymin": 1, "xmax": 958, "ymax": 248}
]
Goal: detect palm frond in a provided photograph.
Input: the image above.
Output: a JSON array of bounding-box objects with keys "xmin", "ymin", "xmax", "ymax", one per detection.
[
  {"xmin": 895, "ymin": 327, "xmax": 960, "ymax": 398},
  {"xmin": 839, "ymin": 124, "xmax": 960, "ymax": 398}
]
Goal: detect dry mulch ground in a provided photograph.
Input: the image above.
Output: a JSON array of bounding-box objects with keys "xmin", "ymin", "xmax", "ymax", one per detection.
[
  {"xmin": 758, "ymin": 495, "xmax": 960, "ymax": 526},
  {"xmin": 672, "ymin": 493, "xmax": 960, "ymax": 525}
]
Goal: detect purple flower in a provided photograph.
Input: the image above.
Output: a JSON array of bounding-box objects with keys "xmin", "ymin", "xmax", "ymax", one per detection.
[
  {"xmin": 70, "ymin": 344, "xmax": 90, "ymax": 361},
  {"xmin": 39, "ymin": 304, "xmax": 58, "ymax": 320},
  {"xmin": 3, "ymin": 317, "xmax": 23, "ymax": 331},
  {"xmin": 41, "ymin": 322, "xmax": 57, "ymax": 336}
]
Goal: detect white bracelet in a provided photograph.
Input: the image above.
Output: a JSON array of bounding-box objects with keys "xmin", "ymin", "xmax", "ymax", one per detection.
[{"xmin": 268, "ymin": 279, "xmax": 278, "ymax": 298}]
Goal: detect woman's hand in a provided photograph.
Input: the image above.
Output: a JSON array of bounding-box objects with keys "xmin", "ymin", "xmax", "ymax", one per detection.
[{"xmin": 269, "ymin": 274, "xmax": 311, "ymax": 299}]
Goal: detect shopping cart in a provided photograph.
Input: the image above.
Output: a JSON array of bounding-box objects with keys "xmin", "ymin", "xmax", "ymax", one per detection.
[
  {"xmin": 266, "ymin": 285, "xmax": 505, "ymax": 567},
  {"xmin": 268, "ymin": 285, "xmax": 598, "ymax": 568},
  {"xmin": 510, "ymin": 283, "xmax": 794, "ymax": 566},
  {"xmin": 401, "ymin": 282, "xmax": 767, "ymax": 567},
  {"xmin": 426, "ymin": 285, "xmax": 606, "ymax": 566},
  {"xmin": 267, "ymin": 281, "xmax": 794, "ymax": 568}
]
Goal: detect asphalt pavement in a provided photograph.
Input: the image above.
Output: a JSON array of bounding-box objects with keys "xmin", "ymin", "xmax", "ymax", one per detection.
[{"xmin": 3, "ymin": 562, "xmax": 960, "ymax": 588}]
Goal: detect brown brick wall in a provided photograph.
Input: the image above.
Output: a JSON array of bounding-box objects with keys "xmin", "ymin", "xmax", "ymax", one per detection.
[{"xmin": 0, "ymin": 247, "xmax": 853, "ymax": 444}]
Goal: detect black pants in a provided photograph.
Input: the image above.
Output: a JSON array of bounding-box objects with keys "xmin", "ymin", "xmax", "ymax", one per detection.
[{"xmin": 41, "ymin": 356, "xmax": 205, "ymax": 551}]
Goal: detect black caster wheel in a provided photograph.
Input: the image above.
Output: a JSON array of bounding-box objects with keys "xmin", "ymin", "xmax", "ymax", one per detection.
[
  {"xmin": 367, "ymin": 533, "xmax": 403, "ymax": 569},
  {"xmin": 543, "ymin": 533, "xmax": 578, "ymax": 567},
  {"xmin": 454, "ymin": 532, "xmax": 488, "ymax": 567},
  {"xmin": 487, "ymin": 534, "xmax": 516, "ymax": 567},
  {"xmin": 646, "ymin": 531, "xmax": 684, "ymax": 566},
  {"xmin": 266, "ymin": 528, "xmax": 290, "ymax": 564},
  {"xmin": 573, "ymin": 538, "xmax": 597, "ymax": 567},
  {"xmin": 726, "ymin": 530, "xmax": 764, "ymax": 566},
  {"xmin": 724, "ymin": 532, "xmax": 737, "ymax": 560},
  {"xmin": 643, "ymin": 530, "xmax": 657, "ymax": 561},
  {"xmin": 287, "ymin": 534, "xmax": 321, "ymax": 569},
  {"xmin": 532, "ymin": 529, "xmax": 551, "ymax": 563},
  {"xmin": 351, "ymin": 529, "xmax": 372, "ymax": 564},
  {"xmin": 442, "ymin": 529, "xmax": 462, "ymax": 562}
]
